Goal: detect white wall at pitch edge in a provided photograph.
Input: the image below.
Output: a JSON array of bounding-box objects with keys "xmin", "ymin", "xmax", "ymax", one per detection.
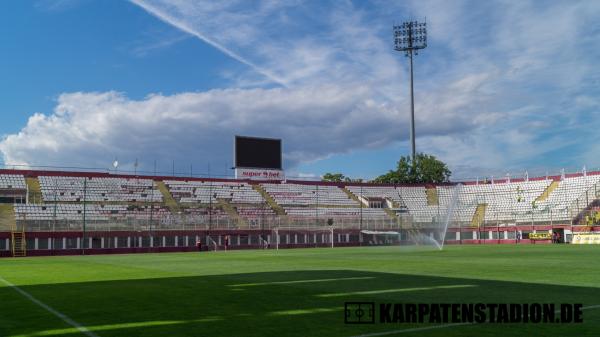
[{"xmin": 571, "ymin": 233, "xmax": 600, "ymax": 244}]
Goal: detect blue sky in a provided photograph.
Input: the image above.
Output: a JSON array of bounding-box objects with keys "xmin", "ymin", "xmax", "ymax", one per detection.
[{"xmin": 0, "ymin": 0, "xmax": 599, "ymax": 180}]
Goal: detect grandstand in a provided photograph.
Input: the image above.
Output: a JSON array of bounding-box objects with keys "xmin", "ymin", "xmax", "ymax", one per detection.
[
  {"xmin": 262, "ymin": 182, "xmax": 359, "ymax": 206},
  {"xmin": 0, "ymin": 174, "xmax": 26, "ymax": 190},
  {"xmin": 260, "ymin": 182, "xmax": 378, "ymax": 220},
  {"xmin": 235, "ymin": 206, "xmax": 276, "ymax": 218},
  {"xmin": 14, "ymin": 204, "xmax": 171, "ymax": 222},
  {"xmin": 164, "ymin": 180, "xmax": 263, "ymax": 204},
  {"xmin": 0, "ymin": 174, "xmax": 27, "ymax": 204},
  {"xmin": 1, "ymin": 168, "xmax": 600, "ymax": 256},
  {"xmin": 38, "ymin": 176, "xmax": 162, "ymax": 203}
]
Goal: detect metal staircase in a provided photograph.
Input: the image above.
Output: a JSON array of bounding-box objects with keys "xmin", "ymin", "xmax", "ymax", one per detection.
[
  {"xmin": 536, "ymin": 180, "xmax": 559, "ymax": 202},
  {"xmin": 426, "ymin": 186, "xmax": 439, "ymax": 206},
  {"xmin": 217, "ymin": 198, "xmax": 248, "ymax": 228},
  {"xmin": 11, "ymin": 216, "xmax": 26, "ymax": 257},
  {"xmin": 471, "ymin": 204, "xmax": 487, "ymax": 227},
  {"xmin": 252, "ymin": 184, "xmax": 286, "ymax": 216}
]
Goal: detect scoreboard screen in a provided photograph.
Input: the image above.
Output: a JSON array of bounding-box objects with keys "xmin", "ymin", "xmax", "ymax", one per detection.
[{"xmin": 234, "ymin": 136, "xmax": 282, "ymax": 170}]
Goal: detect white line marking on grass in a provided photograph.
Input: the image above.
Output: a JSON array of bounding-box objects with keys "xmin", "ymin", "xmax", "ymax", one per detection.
[
  {"xmin": 0, "ymin": 276, "xmax": 99, "ymax": 337},
  {"xmin": 319, "ymin": 285, "xmax": 476, "ymax": 298},
  {"xmin": 349, "ymin": 304, "xmax": 600, "ymax": 337},
  {"xmin": 229, "ymin": 276, "xmax": 375, "ymax": 287},
  {"xmin": 351, "ymin": 322, "xmax": 472, "ymax": 337},
  {"xmin": 10, "ymin": 318, "xmax": 224, "ymax": 337},
  {"xmin": 269, "ymin": 306, "xmax": 344, "ymax": 316}
]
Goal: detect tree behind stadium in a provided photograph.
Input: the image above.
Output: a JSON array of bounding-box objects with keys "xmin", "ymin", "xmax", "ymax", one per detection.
[
  {"xmin": 374, "ymin": 153, "xmax": 451, "ymax": 184},
  {"xmin": 321, "ymin": 173, "xmax": 364, "ymax": 183}
]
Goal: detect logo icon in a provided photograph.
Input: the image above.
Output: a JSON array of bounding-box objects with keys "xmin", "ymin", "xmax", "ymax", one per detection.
[{"xmin": 345, "ymin": 302, "xmax": 375, "ymax": 324}]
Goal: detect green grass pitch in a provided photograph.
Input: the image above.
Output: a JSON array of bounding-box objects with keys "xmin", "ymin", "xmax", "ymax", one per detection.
[{"xmin": 1, "ymin": 245, "xmax": 600, "ymax": 337}]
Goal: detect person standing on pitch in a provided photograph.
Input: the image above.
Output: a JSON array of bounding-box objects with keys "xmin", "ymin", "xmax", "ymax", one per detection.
[{"xmin": 224, "ymin": 235, "xmax": 230, "ymax": 251}]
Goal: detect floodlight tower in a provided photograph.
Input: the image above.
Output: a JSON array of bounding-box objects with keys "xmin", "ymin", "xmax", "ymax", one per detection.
[{"xmin": 394, "ymin": 20, "xmax": 427, "ymax": 163}]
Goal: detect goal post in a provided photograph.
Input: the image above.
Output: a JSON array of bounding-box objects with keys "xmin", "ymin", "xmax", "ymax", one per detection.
[
  {"xmin": 360, "ymin": 230, "xmax": 402, "ymax": 246},
  {"xmin": 208, "ymin": 236, "xmax": 218, "ymax": 251},
  {"xmin": 271, "ymin": 225, "xmax": 340, "ymax": 249}
]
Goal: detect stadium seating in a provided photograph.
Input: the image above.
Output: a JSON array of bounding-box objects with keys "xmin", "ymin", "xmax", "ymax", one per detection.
[
  {"xmin": 14, "ymin": 204, "xmax": 170, "ymax": 221},
  {"xmin": 347, "ymin": 185, "xmax": 404, "ymax": 207},
  {"xmin": 38, "ymin": 176, "xmax": 162, "ymax": 203},
  {"xmin": 235, "ymin": 206, "xmax": 276, "ymax": 218},
  {"xmin": 0, "ymin": 174, "xmax": 26, "ymax": 190},
  {"xmin": 438, "ymin": 180, "xmax": 551, "ymax": 223},
  {"xmin": 262, "ymin": 183, "xmax": 358, "ymax": 206},
  {"xmin": 4, "ymin": 170, "xmax": 600, "ymax": 228},
  {"xmin": 347, "ymin": 175, "xmax": 600, "ymax": 224},
  {"xmin": 285, "ymin": 207, "xmax": 386, "ymax": 218},
  {"xmin": 533, "ymin": 175, "xmax": 600, "ymax": 221},
  {"xmin": 346, "ymin": 185, "xmax": 470, "ymax": 223},
  {"xmin": 164, "ymin": 180, "xmax": 264, "ymax": 204}
]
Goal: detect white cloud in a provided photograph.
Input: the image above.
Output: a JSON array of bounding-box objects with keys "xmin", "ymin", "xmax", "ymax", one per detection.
[
  {"xmin": 0, "ymin": 73, "xmax": 493, "ymax": 173},
  {"xmin": 0, "ymin": 87, "xmax": 401, "ymax": 172}
]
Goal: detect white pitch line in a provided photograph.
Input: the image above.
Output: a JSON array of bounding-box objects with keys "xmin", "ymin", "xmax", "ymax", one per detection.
[
  {"xmin": 350, "ymin": 304, "xmax": 600, "ymax": 337},
  {"xmin": 229, "ymin": 276, "xmax": 375, "ymax": 287},
  {"xmin": 0, "ymin": 276, "xmax": 99, "ymax": 337},
  {"xmin": 351, "ymin": 322, "xmax": 472, "ymax": 337}
]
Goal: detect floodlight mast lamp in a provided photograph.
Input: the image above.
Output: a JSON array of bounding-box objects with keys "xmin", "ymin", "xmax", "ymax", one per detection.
[{"xmin": 394, "ymin": 20, "xmax": 427, "ymax": 163}]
